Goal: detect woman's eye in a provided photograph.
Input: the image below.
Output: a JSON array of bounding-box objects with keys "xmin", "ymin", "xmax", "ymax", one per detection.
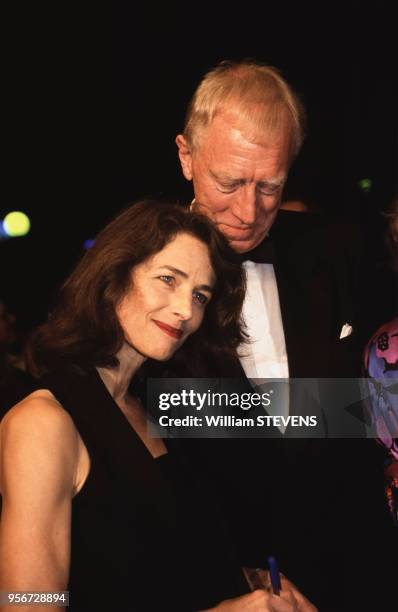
[
  {"xmin": 159, "ymin": 275, "xmax": 174, "ymax": 285},
  {"xmin": 193, "ymin": 291, "xmax": 208, "ymax": 306}
]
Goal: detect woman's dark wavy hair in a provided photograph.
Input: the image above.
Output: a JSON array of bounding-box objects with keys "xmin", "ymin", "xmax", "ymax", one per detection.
[{"xmin": 27, "ymin": 200, "xmax": 246, "ymax": 377}]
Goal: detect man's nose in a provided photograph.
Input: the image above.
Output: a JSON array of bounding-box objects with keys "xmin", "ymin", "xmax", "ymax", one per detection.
[
  {"xmin": 231, "ymin": 186, "xmax": 257, "ymax": 225},
  {"xmin": 172, "ymin": 290, "xmax": 193, "ymax": 321}
]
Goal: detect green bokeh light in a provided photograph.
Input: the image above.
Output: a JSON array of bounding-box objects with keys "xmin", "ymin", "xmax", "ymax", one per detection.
[
  {"xmin": 358, "ymin": 178, "xmax": 372, "ymax": 193},
  {"xmin": 3, "ymin": 211, "xmax": 31, "ymax": 237}
]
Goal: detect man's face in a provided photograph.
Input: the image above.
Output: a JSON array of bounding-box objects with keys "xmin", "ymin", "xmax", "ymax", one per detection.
[{"xmin": 176, "ymin": 112, "xmax": 291, "ymax": 253}]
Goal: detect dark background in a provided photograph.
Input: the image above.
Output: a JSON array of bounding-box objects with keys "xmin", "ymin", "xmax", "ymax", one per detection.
[{"xmin": 1, "ymin": 2, "xmax": 397, "ymax": 332}]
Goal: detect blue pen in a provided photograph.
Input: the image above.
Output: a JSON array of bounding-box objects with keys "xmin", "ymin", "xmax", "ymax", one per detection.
[{"xmin": 267, "ymin": 556, "xmax": 281, "ymax": 596}]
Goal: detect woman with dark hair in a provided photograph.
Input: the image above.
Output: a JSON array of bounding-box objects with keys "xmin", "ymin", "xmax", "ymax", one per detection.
[
  {"xmin": 26, "ymin": 199, "xmax": 245, "ymax": 378},
  {"xmin": 0, "ymin": 201, "xmax": 313, "ymax": 611}
]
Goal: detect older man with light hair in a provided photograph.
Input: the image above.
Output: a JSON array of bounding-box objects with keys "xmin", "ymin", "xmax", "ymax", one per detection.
[
  {"xmin": 175, "ymin": 60, "xmax": 391, "ymax": 610},
  {"xmin": 177, "ymin": 61, "xmax": 305, "ymax": 254}
]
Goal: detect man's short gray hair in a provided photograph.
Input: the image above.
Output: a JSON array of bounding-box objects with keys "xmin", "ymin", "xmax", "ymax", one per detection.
[{"xmin": 183, "ymin": 60, "xmax": 306, "ymax": 163}]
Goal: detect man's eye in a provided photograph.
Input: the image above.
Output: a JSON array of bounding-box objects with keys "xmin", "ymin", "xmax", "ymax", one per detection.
[
  {"xmin": 193, "ymin": 291, "xmax": 208, "ymax": 306},
  {"xmin": 159, "ymin": 275, "xmax": 174, "ymax": 285},
  {"xmin": 219, "ymin": 183, "xmax": 239, "ymax": 193},
  {"xmin": 258, "ymin": 186, "xmax": 280, "ymax": 196}
]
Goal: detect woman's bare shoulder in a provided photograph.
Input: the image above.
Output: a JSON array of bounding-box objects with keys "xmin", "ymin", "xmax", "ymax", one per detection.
[
  {"xmin": 1, "ymin": 389, "xmax": 74, "ymax": 429},
  {"xmin": 0, "ymin": 389, "xmax": 80, "ymax": 474},
  {"xmin": 0, "ymin": 390, "xmax": 90, "ymax": 499}
]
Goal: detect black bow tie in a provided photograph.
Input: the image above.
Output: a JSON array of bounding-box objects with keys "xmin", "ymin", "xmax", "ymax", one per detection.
[{"xmin": 238, "ymin": 238, "xmax": 276, "ymax": 264}]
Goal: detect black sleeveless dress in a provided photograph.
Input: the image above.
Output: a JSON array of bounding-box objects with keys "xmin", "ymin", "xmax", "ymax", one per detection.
[{"xmin": 40, "ymin": 365, "xmax": 248, "ymax": 611}]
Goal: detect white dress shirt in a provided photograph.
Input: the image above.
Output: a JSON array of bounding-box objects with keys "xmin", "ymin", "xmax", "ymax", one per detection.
[{"xmin": 238, "ymin": 261, "xmax": 289, "ymax": 424}]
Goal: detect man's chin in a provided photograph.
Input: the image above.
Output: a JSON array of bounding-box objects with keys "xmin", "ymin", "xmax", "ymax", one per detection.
[{"xmin": 227, "ymin": 237, "xmax": 263, "ymax": 254}]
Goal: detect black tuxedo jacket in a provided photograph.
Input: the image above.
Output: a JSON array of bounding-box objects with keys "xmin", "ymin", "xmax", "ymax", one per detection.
[
  {"xmin": 157, "ymin": 211, "xmax": 395, "ymax": 610},
  {"xmin": 250, "ymin": 210, "xmax": 363, "ymax": 378}
]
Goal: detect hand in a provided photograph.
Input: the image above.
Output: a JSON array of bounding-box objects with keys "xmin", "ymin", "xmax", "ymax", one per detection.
[
  {"xmin": 202, "ymin": 581, "xmax": 317, "ymax": 611},
  {"xmin": 242, "ymin": 568, "xmax": 317, "ymax": 612},
  {"xmin": 201, "ymin": 571, "xmax": 318, "ymax": 612},
  {"xmin": 279, "ymin": 574, "xmax": 318, "ymax": 611}
]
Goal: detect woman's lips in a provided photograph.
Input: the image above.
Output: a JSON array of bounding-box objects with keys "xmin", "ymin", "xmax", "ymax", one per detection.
[{"xmin": 153, "ymin": 320, "xmax": 183, "ymax": 339}]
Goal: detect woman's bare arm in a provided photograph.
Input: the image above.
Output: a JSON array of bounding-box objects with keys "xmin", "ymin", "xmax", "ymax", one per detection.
[{"xmin": 0, "ymin": 393, "xmax": 80, "ymax": 611}]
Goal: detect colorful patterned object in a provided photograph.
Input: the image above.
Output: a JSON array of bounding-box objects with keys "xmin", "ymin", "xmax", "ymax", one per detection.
[{"xmin": 363, "ymin": 317, "xmax": 398, "ymax": 525}]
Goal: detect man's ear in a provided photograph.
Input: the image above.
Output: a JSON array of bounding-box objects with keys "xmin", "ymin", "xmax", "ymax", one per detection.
[{"xmin": 176, "ymin": 134, "xmax": 193, "ymax": 181}]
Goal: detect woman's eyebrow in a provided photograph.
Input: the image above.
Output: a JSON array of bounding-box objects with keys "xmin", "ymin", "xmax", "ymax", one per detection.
[{"xmin": 159, "ymin": 265, "xmax": 214, "ymax": 292}]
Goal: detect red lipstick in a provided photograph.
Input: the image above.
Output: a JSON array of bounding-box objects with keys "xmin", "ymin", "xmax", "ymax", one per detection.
[{"xmin": 153, "ymin": 320, "xmax": 183, "ymax": 339}]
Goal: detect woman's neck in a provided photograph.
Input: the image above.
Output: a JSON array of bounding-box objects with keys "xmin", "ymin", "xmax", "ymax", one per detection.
[{"xmin": 97, "ymin": 342, "xmax": 145, "ymax": 403}]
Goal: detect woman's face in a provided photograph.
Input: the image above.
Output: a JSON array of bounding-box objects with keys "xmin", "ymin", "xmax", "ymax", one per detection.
[{"xmin": 116, "ymin": 232, "xmax": 215, "ymax": 361}]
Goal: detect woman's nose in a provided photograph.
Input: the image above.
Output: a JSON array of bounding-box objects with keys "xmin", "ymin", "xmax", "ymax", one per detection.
[{"xmin": 172, "ymin": 290, "xmax": 193, "ymax": 321}]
